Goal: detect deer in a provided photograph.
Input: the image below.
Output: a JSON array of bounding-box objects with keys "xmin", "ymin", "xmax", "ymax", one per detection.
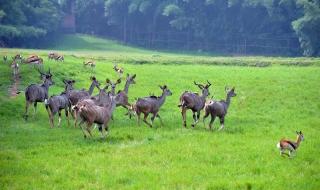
[
  {"xmin": 73, "ymin": 94, "xmax": 118, "ymax": 139},
  {"xmin": 11, "ymin": 59, "xmax": 19, "ymax": 77},
  {"xmin": 45, "ymin": 79, "xmax": 75, "ymax": 128},
  {"xmin": 133, "ymin": 85, "xmax": 172, "ymax": 128},
  {"xmin": 115, "ymin": 73, "xmax": 136, "ymax": 113},
  {"xmin": 68, "ymin": 76, "xmax": 100, "ymax": 127},
  {"xmin": 48, "ymin": 52, "xmax": 64, "ymax": 61},
  {"xmin": 113, "ymin": 64, "xmax": 124, "ymax": 78},
  {"xmin": 24, "ymin": 68, "xmax": 54, "ymax": 120},
  {"xmin": 3, "ymin": 55, "xmax": 7, "ymax": 63},
  {"xmin": 277, "ymin": 131, "xmax": 304, "ymax": 158},
  {"xmin": 106, "ymin": 78, "xmax": 122, "ymax": 95},
  {"xmin": 12, "ymin": 54, "xmax": 23, "ymax": 61},
  {"xmin": 203, "ymin": 87, "xmax": 236, "ymax": 131},
  {"xmin": 24, "ymin": 54, "xmax": 43, "ymax": 68},
  {"xmin": 179, "ymin": 81, "xmax": 212, "ymax": 128},
  {"xmin": 83, "ymin": 60, "xmax": 96, "ymax": 68}
]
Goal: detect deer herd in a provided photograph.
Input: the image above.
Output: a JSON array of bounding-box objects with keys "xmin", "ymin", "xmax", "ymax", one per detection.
[{"xmin": 4, "ymin": 53, "xmax": 304, "ymax": 158}]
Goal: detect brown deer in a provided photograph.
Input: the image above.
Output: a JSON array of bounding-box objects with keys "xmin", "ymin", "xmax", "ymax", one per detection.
[
  {"xmin": 11, "ymin": 59, "xmax": 19, "ymax": 77},
  {"xmin": 48, "ymin": 52, "xmax": 64, "ymax": 61},
  {"xmin": 115, "ymin": 73, "xmax": 136, "ymax": 112},
  {"xmin": 73, "ymin": 95, "xmax": 118, "ymax": 139},
  {"xmin": 133, "ymin": 85, "xmax": 172, "ymax": 128},
  {"xmin": 277, "ymin": 131, "xmax": 304, "ymax": 158},
  {"xmin": 113, "ymin": 64, "xmax": 124, "ymax": 78},
  {"xmin": 203, "ymin": 87, "xmax": 236, "ymax": 130},
  {"xmin": 106, "ymin": 78, "xmax": 121, "ymax": 95},
  {"xmin": 83, "ymin": 60, "xmax": 96, "ymax": 68},
  {"xmin": 179, "ymin": 81, "xmax": 211, "ymax": 128},
  {"xmin": 24, "ymin": 68, "xmax": 54, "ymax": 120}
]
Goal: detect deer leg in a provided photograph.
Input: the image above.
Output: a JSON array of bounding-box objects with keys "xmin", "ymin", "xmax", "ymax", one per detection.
[
  {"xmin": 79, "ymin": 120, "xmax": 88, "ymax": 138},
  {"xmin": 191, "ymin": 112, "xmax": 197, "ymax": 128},
  {"xmin": 203, "ymin": 111, "xmax": 209, "ymax": 127},
  {"xmin": 209, "ymin": 115, "xmax": 216, "ymax": 130},
  {"xmin": 156, "ymin": 113, "xmax": 164, "ymax": 127},
  {"xmin": 181, "ymin": 108, "xmax": 187, "ymax": 128},
  {"xmin": 24, "ymin": 101, "xmax": 31, "ymax": 120},
  {"xmin": 74, "ymin": 110, "xmax": 78, "ymax": 128},
  {"xmin": 218, "ymin": 117, "xmax": 225, "ymax": 131},
  {"xmin": 143, "ymin": 113, "xmax": 152, "ymax": 128},
  {"xmin": 86, "ymin": 122, "xmax": 94, "ymax": 137},
  {"xmin": 46, "ymin": 107, "xmax": 55, "ymax": 128},
  {"xmin": 58, "ymin": 111, "xmax": 62, "ymax": 127},
  {"xmin": 65, "ymin": 108, "xmax": 70, "ymax": 127},
  {"xmin": 137, "ymin": 112, "xmax": 141, "ymax": 126},
  {"xmin": 33, "ymin": 102, "xmax": 38, "ymax": 116},
  {"xmin": 151, "ymin": 113, "xmax": 156, "ymax": 127}
]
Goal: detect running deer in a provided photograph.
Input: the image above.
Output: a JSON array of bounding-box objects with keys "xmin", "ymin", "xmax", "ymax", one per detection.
[
  {"xmin": 113, "ymin": 64, "xmax": 124, "ymax": 78},
  {"xmin": 133, "ymin": 85, "xmax": 172, "ymax": 128},
  {"xmin": 179, "ymin": 81, "xmax": 212, "ymax": 128},
  {"xmin": 115, "ymin": 73, "xmax": 136, "ymax": 113},
  {"xmin": 106, "ymin": 78, "xmax": 121, "ymax": 95},
  {"xmin": 277, "ymin": 131, "xmax": 304, "ymax": 157},
  {"xmin": 45, "ymin": 79, "xmax": 75, "ymax": 128},
  {"xmin": 203, "ymin": 87, "xmax": 236, "ymax": 130},
  {"xmin": 24, "ymin": 68, "xmax": 54, "ymax": 120},
  {"xmin": 68, "ymin": 76, "xmax": 100, "ymax": 127},
  {"xmin": 73, "ymin": 95, "xmax": 118, "ymax": 139}
]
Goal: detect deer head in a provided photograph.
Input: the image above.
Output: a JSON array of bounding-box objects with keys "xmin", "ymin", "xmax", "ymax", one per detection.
[
  {"xmin": 37, "ymin": 68, "xmax": 54, "ymax": 86},
  {"xmin": 106, "ymin": 78, "xmax": 121, "ymax": 94},
  {"xmin": 225, "ymin": 86, "xmax": 236, "ymax": 97},
  {"xmin": 194, "ymin": 80, "xmax": 211, "ymax": 97},
  {"xmin": 159, "ymin": 85, "xmax": 172, "ymax": 96}
]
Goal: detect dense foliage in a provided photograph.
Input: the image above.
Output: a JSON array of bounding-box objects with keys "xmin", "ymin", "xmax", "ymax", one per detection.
[{"xmin": 0, "ymin": 0, "xmax": 319, "ymax": 56}]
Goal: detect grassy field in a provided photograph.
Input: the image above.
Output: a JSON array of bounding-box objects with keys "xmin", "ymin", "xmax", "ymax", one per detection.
[{"xmin": 0, "ymin": 35, "xmax": 320, "ymax": 189}]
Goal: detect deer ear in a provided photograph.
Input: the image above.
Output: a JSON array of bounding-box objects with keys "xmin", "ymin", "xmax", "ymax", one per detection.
[
  {"xmin": 72, "ymin": 80, "xmax": 76, "ymax": 83},
  {"xmin": 117, "ymin": 79, "xmax": 121, "ymax": 84},
  {"xmin": 106, "ymin": 78, "xmax": 110, "ymax": 83},
  {"xmin": 132, "ymin": 74, "xmax": 136, "ymax": 78},
  {"xmin": 163, "ymin": 85, "xmax": 167, "ymax": 89},
  {"xmin": 296, "ymin": 131, "xmax": 299, "ymax": 134}
]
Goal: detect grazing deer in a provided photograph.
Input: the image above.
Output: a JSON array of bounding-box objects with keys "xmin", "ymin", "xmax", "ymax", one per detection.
[
  {"xmin": 24, "ymin": 68, "xmax": 54, "ymax": 120},
  {"xmin": 83, "ymin": 60, "xmax": 96, "ymax": 68},
  {"xmin": 73, "ymin": 95, "xmax": 118, "ymax": 139},
  {"xmin": 277, "ymin": 131, "xmax": 304, "ymax": 157},
  {"xmin": 115, "ymin": 74, "xmax": 136, "ymax": 112},
  {"xmin": 45, "ymin": 79, "xmax": 75, "ymax": 128},
  {"xmin": 68, "ymin": 76, "xmax": 100, "ymax": 127},
  {"xmin": 113, "ymin": 64, "xmax": 124, "ymax": 78},
  {"xmin": 106, "ymin": 78, "xmax": 121, "ymax": 95},
  {"xmin": 179, "ymin": 81, "xmax": 211, "ymax": 128},
  {"xmin": 203, "ymin": 87, "xmax": 236, "ymax": 130},
  {"xmin": 133, "ymin": 85, "xmax": 172, "ymax": 128}
]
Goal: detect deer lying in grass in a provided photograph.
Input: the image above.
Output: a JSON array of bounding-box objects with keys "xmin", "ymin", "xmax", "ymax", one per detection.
[
  {"xmin": 46, "ymin": 79, "xmax": 75, "ymax": 128},
  {"xmin": 179, "ymin": 81, "xmax": 211, "ymax": 128},
  {"xmin": 25, "ymin": 54, "xmax": 43, "ymax": 68},
  {"xmin": 133, "ymin": 85, "xmax": 172, "ymax": 128},
  {"xmin": 73, "ymin": 95, "xmax": 118, "ymax": 139},
  {"xmin": 68, "ymin": 76, "xmax": 100, "ymax": 127},
  {"xmin": 48, "ymin": 52, "xmax": 64, "ymax": 61},
  {"xmin": 83, "ymin": 60, "xmax": 96, "ymax": 68},
  {"xmin": 115, "ymin": 74, "xmax": 136, "ymax": 114},
  {"xmin": 277, "ymin": 131, "xmax": 304, "ymax": 158},
  {"xmin": 24, "ymin": 68, "xmax": 54, "ymax": 120},
  {"xmin": 203, "ymin": 87, "xmax": 236, "ymax": 130}
]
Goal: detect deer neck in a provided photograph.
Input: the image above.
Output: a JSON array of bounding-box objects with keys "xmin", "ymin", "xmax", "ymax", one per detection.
[
  {"xmin": 225, "ymin": 94, "xmax": 232, "ymax": 108},
  {"xmin": 123, "ymin": 81, "xmax": 131, "ymax": 94},
  {"xmin": 42, "ymin": 81, "xmax": 50, "ymax": 91},
  {"xmin": 295, "ymin": 136, "xmax": 302, "ymax": 148},
  {"xmin": 200, "ymin": 93, "xmax": 208, "ymax": 104},
  {"xmin": 157, "ymin": 92, "xmax": 167, "ymax": 107},
  {"xmin": 88, "ymin": 81, "xmax": 96, "ymax": 95}
]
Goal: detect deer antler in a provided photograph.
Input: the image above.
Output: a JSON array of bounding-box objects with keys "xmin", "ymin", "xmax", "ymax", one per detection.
[
  {"xmin": 206, "ymin": 80, "xmax": 211, "ymax": 88},
  {"xmin": 194, "ymin": 81, "xmax": 204, "ymax": 89}
]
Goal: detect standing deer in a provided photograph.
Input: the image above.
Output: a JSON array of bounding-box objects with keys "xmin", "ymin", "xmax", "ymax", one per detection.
[
  {"xmin": 113, "ymin": 64, "xmax": 124, "ymax": 78},
  {"xmin": 73, "ymin": 95, "xmax": 118, "ymax": 139},
  {"xmin": 179, "ymin": 81, "xmax": 211, "ymax": 128},
  {"xmin": 203, "ymin": 87, "xmax": 236, "ymax": 130},
  {"xmin": 106, "ymin": 78, "xmax": 121, "ymax": 95},
  {"xmin": 277, "ymin": 131, "xmax": 304, "ymax": 157},
  {"xmin": 11, "ymin": 60, "xmax": 19, "ymax": 77},
  {"xmin": 133, "ymin": 85, "xmax": 172, "ymax": 128},
  {"xmin": 3, "ymin": 55, "xmax": 7, "ymax": 63},
  {"xmin": 45, "ymin": 79, "xmax": 75, "ymax": 128},
  {"xmin": 24, "ymin": 68, "xmax": 54, "ymax": 120},
  {"xmin": 115, "ymin": 74, "xmax": 136, "ymax": 112}
]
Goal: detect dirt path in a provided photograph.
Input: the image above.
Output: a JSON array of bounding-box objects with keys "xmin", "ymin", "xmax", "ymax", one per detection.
[{"xmin": 8, "ymin": 70, "xmax": 21, "ymax": 98}]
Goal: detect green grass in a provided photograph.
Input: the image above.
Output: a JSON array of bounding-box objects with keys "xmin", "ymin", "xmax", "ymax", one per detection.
[{"xmin": 0, "ymin": 35, "xmax": 320, "ymax": 189}]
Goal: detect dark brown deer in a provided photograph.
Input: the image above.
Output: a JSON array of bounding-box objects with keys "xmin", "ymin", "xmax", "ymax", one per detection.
[
  {"xmin": 133, "ymin": 85, "xmax": 172, "ymax": 128},
  {"xmin": 73, "ymin": 95, "xmax": 118, "ymax": 139},
  {"xmin": 179, "ymin": 81, "xmax": 211, "ymax": 128},
  {"xmin": 203, "ymin": 87, "xmax": 236, "ymax": 130},
  {"xmin": 45, "ymin": 79, "xmax": 75, "ymax": 128},
  {"xmin": 24, "ymin": 68, "xmax": 54, "ymax": 120},
  {"xmin": 115, "ymin": 73, "xmax": 136, "ymax": 112},
  {"xmin": 106, "ymin": 78, "xmax": 121, "ymax": 95}
]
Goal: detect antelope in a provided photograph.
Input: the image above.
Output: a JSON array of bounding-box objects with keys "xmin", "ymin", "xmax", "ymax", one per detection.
[
  {"xmin": 203, "ymin": 87, "xmax": 236, "ymax": 130},
  {"xmin": 277, "ymin": 131, "xmax": 304, "ymax": 157},
  {"xmin": 48, "ymin": 52, "xmax": 64, "ymax": 61},
  {"xmin": 11, "ymin": 60, "xmax": 19, "ymax": 77},
  {"xmin": 115, "ymin": 74, "xmax": 136, "ymax": 113},
  {"xmin": 68, "ymin": 76, "xmax": 100, "ymax": 127},
  {"xmin": 73, "ymin": 95, "xmax": 118, "ymax": 139},
  {"xmin": 24, "ymin": 68, "xmax": 54, "ymax": 120},
  {"xmin": 179, "ymin": 81, "xmax": 211, "ymax": 128},
  {"xmin": 45, "ymin": 79, "xmax": 75, "ymax": 128},
  {"xmin": 106, "ymin": 78, "xmax": 121, "ymax": 95},
  {"xmin": 25, "ymin": 54, "xmax": 43, "ymax": 67},
  {"xmin": 83, "ymin": 60, "xmax": 96, "ymax": 68},
  {"xmin": 133, "ymin": 85, "xmax": 172, "ymax": 128},
  {"xmin": 113, "ymin": 64, "xmax": 124, "ymax": 78}
]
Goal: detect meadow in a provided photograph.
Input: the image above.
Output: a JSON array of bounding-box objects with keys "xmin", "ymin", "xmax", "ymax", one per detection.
[{"xmin": 0, "ymin": 35, "xmax": 320, "ymax": 189}]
